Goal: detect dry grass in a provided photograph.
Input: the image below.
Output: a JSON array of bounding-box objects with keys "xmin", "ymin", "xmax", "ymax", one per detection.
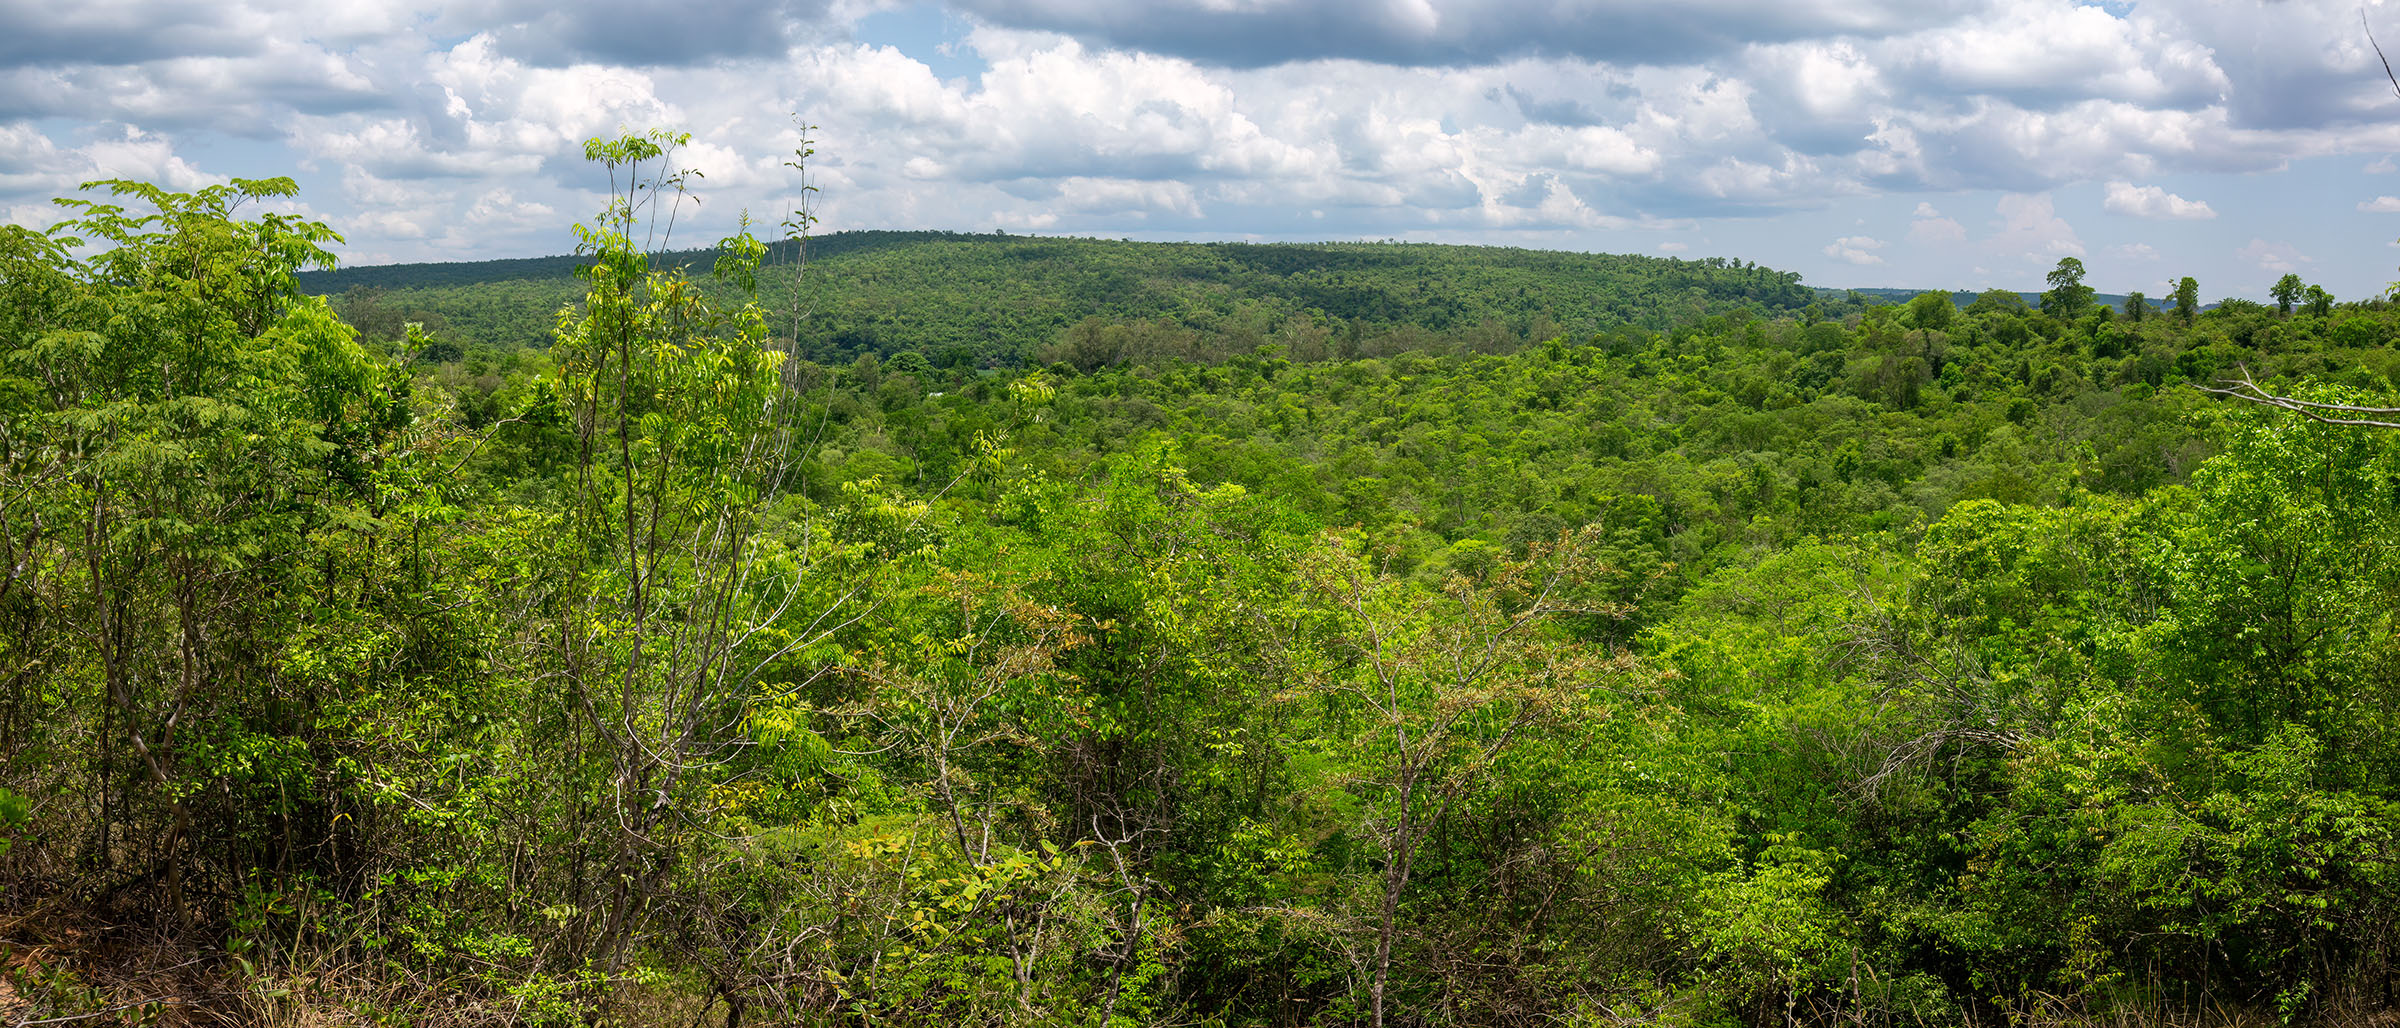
[
  {"xmin": 0, "ymin": 907, "xmax": 508, "ymax": 1028},
  {"xmin": 0, "ymin": 911, "xmax": 2391, "ymax": 1028}
]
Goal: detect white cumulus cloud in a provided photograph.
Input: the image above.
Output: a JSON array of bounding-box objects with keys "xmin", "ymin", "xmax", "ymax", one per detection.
[
  {"xmin": 1909, "ymin": 201, "xmax": 1966, "ymax": 243},
  {"xmin": 1824, "ymin": 234, "xmax": 1885, "ymax": 264},
  {"xmin": 1988, "ymin": 192, "xmax": 2083, "ymax": 262},
  {"xmin": 2238, "ymin": 238, "xmax": 2311, "ymax": 273},
  {"xmin": 0, "ymin": 0, "xmax": 2396, "ymax": 296},
  {"xmin": 2104, "ymin": 181, "xmax": 2214, "ymax": 219}
]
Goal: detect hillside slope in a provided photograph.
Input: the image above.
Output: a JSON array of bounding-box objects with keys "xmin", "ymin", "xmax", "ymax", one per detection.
[{"xmin": 304, "ymin": 233, "xmax": 1820, "ymax": 362}]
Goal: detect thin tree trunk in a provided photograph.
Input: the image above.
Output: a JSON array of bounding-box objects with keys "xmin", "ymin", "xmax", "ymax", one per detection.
[{"xmin": 1372, "ymin": 772, "xmax": 1419, "ymax": 1028}]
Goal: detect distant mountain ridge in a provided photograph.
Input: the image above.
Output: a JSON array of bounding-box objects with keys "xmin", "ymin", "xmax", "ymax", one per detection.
[
  {"xmin": 299, "ymin": 238, "xmax": 2139, "ymax": 321},
  {"xmin": 302, "ymin": 233, "xmax": 2209, "ymax": 366},
  {"xmin": 300, "ymin": 232, "xmax": 1831, "ymax": 361},
  {"xmin": 1833, "ymin": 286, "xmax": 2162, "ymax": 312},
  {"xmin": 294, "ymin": 230, "xmax": 1015, "ymax": 292}
]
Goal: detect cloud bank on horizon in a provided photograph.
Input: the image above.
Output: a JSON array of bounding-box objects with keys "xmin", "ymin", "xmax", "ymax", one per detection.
[{"xmin": 5, "ymin": 0, "xmax": 2400, "ymax": 299}]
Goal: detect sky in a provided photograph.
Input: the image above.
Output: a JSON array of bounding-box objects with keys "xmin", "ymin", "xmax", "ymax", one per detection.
[{"xmin": 8, "ymin": 0, "xmax": 2400, "ymax": 301}]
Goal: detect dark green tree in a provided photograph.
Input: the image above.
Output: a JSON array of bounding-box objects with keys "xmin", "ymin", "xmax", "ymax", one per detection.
[
  {"xmin": 2041, "ymin": 257, "xmax": 2096, "ymax": 320},
  {"xmin": 1967, "ymin": 287, "xmax": 2032, "ymax": 317},
  {"xmin": 2272, "ymin": 273, "xmax": 2306, "ymax": 315},
  {"xmin": 2304, "ymin": 283, "xmax": 2335, "ymax": 317},
  {"xmin": 2174, "ymin": 275, "xmax": 2201, "ymax": 323},
  {"xmin": 1907, "ymin": 290, "xmax": 1955, "ymax": 331}
]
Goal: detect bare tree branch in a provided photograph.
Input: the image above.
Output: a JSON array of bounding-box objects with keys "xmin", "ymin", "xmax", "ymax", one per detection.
[
  {"xmin": 2369, "ymin": 8, "xmax": 2400, "ymax": 101},
  {"xmin": 2201, "ymin": 363, "xmax": 2400, "ymax": 428}
]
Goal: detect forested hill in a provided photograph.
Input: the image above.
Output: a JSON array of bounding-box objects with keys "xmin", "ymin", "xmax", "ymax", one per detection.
[
  {"xmin": 1839, "ymin": 285, "xmax": 2146, "ymax": 311},
  {"xmin": 304, "ymin": 233, "xmax": 1818, "ymax": 362},
  {"xmin": 296, "ymin": 229, "xmax": 1005, "ymax": 290},
  {"xmin": 18, "ymin": 172, "xmax": 2400, "ymax": 1028}
]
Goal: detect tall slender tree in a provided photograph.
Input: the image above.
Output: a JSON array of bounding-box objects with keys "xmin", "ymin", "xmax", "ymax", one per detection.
[
  {"xmin": 2304, "ymin": 283, "xmax": 2335, "ymax": 317},
  {"xmin": 2174, "ymin": 276, "xmax": 2202, "ymax": 323},
  {"xmin": 2041, "ymin": 257, "xmax": 2096, "ymax": 321},
  {"xmin": 2272, "ymin": 273, "xmax": 2306, "ymax": 315},
  {"xmin": 544, "ymin": 130, "xmax": 838, "ymax": 992}
]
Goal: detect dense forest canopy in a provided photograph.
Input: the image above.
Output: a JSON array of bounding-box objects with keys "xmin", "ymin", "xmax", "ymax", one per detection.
[
  {"xmin": 4, "ymin": 138, "xmax": 2400, "ymax": 1028},
  {"xmin": 302, "ymin": 233, "xmax": 1821, "ymax": 365}
]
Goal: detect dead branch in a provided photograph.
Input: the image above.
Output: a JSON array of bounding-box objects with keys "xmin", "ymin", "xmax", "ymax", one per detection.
[
  {"xmin": 2201, "ymin": 364, "xmax": 2400, "ymax": 429},
  {"xmin": 2369, "ymin": 8, "xmax": 2400, "ymax": 101}
]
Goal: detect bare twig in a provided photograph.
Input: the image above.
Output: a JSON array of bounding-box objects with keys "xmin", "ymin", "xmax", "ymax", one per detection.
[
  {"xmin": 2369, "ymin": 8, "xmax": 2400, "ymax": 101},
  {"xmin": 14, "ymin": 999, "xmax": 177, "ymax": 1026},
  {"xmin": 2201, "ymin": 363, "xmax": 2400, "ymax": 428}
]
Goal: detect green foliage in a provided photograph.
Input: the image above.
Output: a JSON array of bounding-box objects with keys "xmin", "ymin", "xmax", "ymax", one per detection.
[
  {"xmin": 305, "ymin": 236, "xmax": 1823, "ymax": 362},
  {"xmin": 2174, "ymin": 275, "xmax": 2202, "ymax": 323},
  {"xmin": 2271, "ymin": 273, "xmax": 2306, "ymax": 315},
  {"xmin": 2042, "ymin": 258, "xmax": 2096, "ymax": 321},
  {"xmin": 12, "ymin": 154, "xmax": 2400, "ymax": 1028}
]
